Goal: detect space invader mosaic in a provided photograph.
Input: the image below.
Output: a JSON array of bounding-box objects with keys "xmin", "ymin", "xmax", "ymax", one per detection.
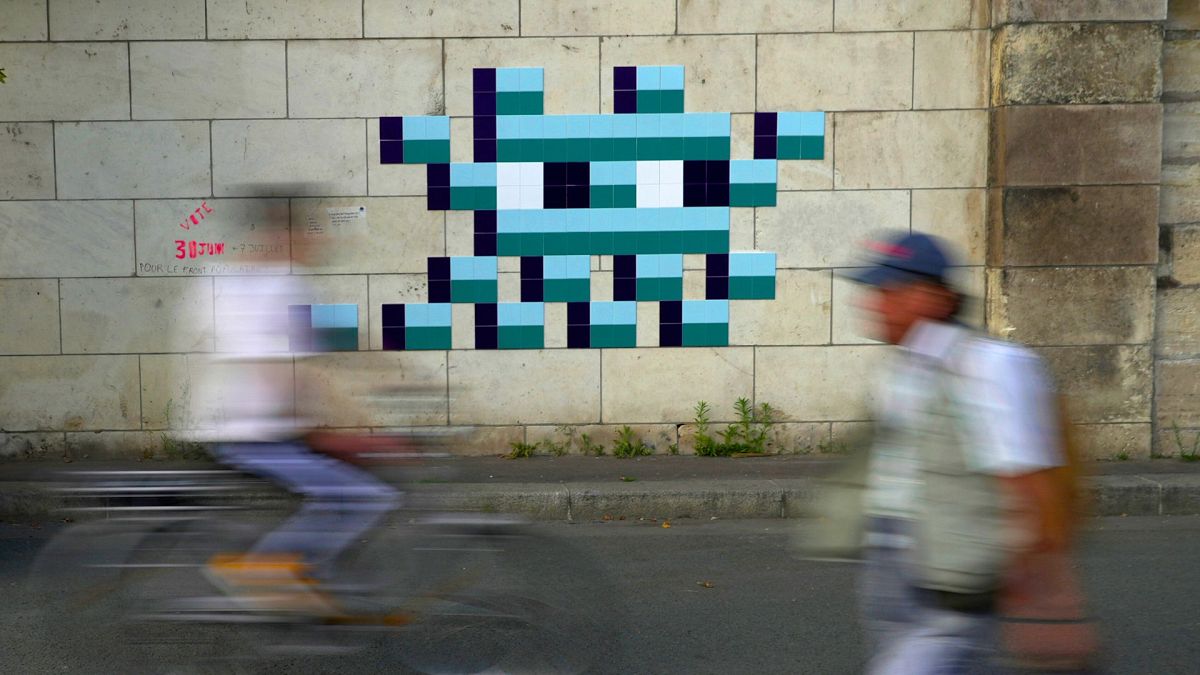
[{"xmin": 377, "ymin": 65, "xmax": 824, "ymax": 350}]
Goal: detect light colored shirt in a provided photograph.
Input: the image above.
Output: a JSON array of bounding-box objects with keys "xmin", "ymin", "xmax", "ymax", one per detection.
[{"xmin": 866, "ymin": 320, "xmax": 1063, "ymax": 519}]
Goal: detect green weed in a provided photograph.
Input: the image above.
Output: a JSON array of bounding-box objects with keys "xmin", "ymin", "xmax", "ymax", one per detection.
[
  {"xmin": 577, "ymin": 432, "xmax": 606, "ymax": 456},
  {"xmin": 505, "ymin": 440, "xmax": 537, "ymax": 459},
  {"xmin": 1170, "ymin": 421, "xmax": 1200, "ymax": 462},
  {"xmin": 693, "ymin": 398, "xmax": 777, "ymax": 456},
  {"xmin": 613, "ymin": 425, "xmax": 652, "ymax": 458}
]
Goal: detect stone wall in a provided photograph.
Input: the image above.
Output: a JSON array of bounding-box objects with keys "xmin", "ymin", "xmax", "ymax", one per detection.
[
  {"xmin": 987, "ymin": 0, "xmax": 1166, "ymax": 459},
  {"xmin": 0, "ymin": 1, "xmax": 1159, "ymax": 460},
  {"xmin": 1156, "ymin": 0, "xmax": 1200, "ymax": 456}
]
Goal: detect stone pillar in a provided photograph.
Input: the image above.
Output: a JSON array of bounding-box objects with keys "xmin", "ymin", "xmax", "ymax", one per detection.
[
  {"xmin": 987, "ymin": 1, "xmax": 1166, "ymax": 459},
  {"xmin": 1156, "ymin": 0, "xmax": 1200, "ymax": 456}
]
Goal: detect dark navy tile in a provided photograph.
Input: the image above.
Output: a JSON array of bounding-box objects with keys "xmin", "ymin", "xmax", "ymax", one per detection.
[
  {"xmin": 706, "ymin": 253, "xmax": 729, "ymax": 276},
  {"xmin": 521, "ymin": 256, "xmax": 543, "ymax": 279},
  {"xmin": 706, "ymin": 277, "xmax": 729, "ymax": 300},
  {"xmin": 473, "ymin": 67, "xmax": 496, "ymax": 93},
  {"xmin": 543, "ymin": 186, "xmax": 567, "ymax": 209},
  {"xmin": 521, "ymin": 279, "xmax": 544, "ymax": 302},
  {"xmin": 381, "ymin": 303, "xmax": 405, "ymax": 327},
  {"xmin": 475, "ymin": 303, "xmax": 498, "ymax": 327},
  {"xmin": 613, "ymin": 277, "xmax": 636, "ymax": 301},
  {"xmin": 475, "ymin": 326, "xmax": 498, "ymax": 350},
  {"xmin": 707, "ymin": 160, "xmax": 729, "ymax": 184},
  {"xmin": 474, "ymin": 210, "xmax": 497, "ymax": 233},
  {"xmin": 567, "ymin": 302, "xmax": 590, "ymax": 325},
  {"xmin": 754, "ymin": 135, "xmax": 777, "ymax": 160},
  {"xmin": 660, "ymin": 323, "xmax": 682, "ymax": 347},
  {"xmin": 543, "ymin": 162, "xmax": 568, "ymax": 185},
  {"xmin": 474, "ymin": 140, "xmax": 497, "ymax": 163},
  {"xmin": 683, "ymin": 184, "xmax": 707, "ymax": 207},
  {"xmin": 684, "ymin": 160, "xmax": 707, "ymax": 184},
  {"xmin": 428, "ymin": 256, "xmax": 451, "ymax": 280},
  {"xmin": 566, "ymin": 161, "xmax": 589, "ymax": 186},
  {"xmin": 614, "ymin": 66, "xmax": 637, "ymax": 91},
  {"xmin": 379, "ymin": 140, "xmax": 404, "ymax": 164},
  {"xmin": 474, "ymin": 115, "xmax": 497, "ymax": 140},
  {"xmin": 568, "ymin": 325, "xmax": 590, "ymax": 348},
  {"xmin": 427, "ymin": 163, "xmax": 451, "ymax": 187},
  {"xmin": 474, "ymin": 233, "xmax": 497, "ymax": 256},
  {"xmin": 615, "ymin": 90, "xmax": 637, "ymax": 114},
  {"xmin": 660, "ymin": 300, "xmax": 682, "ymax": 324},
  {"xmin": 566, "ymin": 185, "xmax": 589, "ymax": 209},
  {"xmin": 427, "ymin": 187, "xmax": 450, "ymax": 211},
  {"xmin": 380, "ymin": 117, "xmax": 404, "ymax": 141},
  {"xmin": 754, "ymin": 111, "xmax": 777, "ymax": 136},
  {"xmin": 613, "ymin": 254, "xmax": 636, "ymax": 278},
  {"xmin": 707, "ymin": 183, "xmax": 729, "ymax": 207},
  {"xmin": 428, "ymin": 280, "xmax": 451, "ymax": 303},
  {"xmin": 381, "ymin": 326, "xmax": 405, "ymax": 351}
]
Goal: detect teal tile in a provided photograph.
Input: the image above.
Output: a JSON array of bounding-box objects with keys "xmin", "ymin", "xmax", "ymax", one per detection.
[
  {"xmin": 800, "ymin": 135, "xmax": 824, "ymax": 160},
  {"xmin": 661, "ymin": 89, "xmax": 684, "ymax": 113},
  {"xmin": 589, "ymin": 138, "xmax": 614, "ymax": 162},
  {"xmin": 613, "ymin": 137, "xmax": 637, "ymax": 161},
  {"xmin": 591, "ymin": 324, "xmax": 637, "ymax": 348},
  {"xmin": 567, "ymin": 138, "xmax": 591, "ymax": 162},
  {"xmin": 497, "ymin": 234, "xmax": 521, "ymax": 256},
  {"xmin": 613, "ymin": 185, "xmax": 637, "ymax": 208},
  {"xmin": 498, "ymin": 325, "xmax": 544, "ymax": 350},
  {"xmin": 543, "ymin": 138, "xmax": 567, "ymax": 162},
  {"xmin": 729, "ymin": 184, "xmax": 757, "ymax": 207},
  {"xmin": 314, "ymin": 327, "xmax": 358, "ymax": 352},
  {"xmin": 405, "ymin": 326, "xmax": 452, "ymax": 350},
  {"xmin": 496, "ymin": 92, "xmax": 523, "ymax": 116},
  {"xmin": 660, "ymin": 136, "xmax": 684, "ymax": 161},
  {"xmin": 590, "ymin": 185, "xmax": 614, "ymax": 208},
  {"xmin": 682, "ymin": 323, "xmax": 728, "ymax": 347},
  {"xmin": 496, "ymin": 139, "xmax": 521, "ymax": 162},
  {"xmin": 636, "ymin": 278, "xmax": 659, "ymax": 300},
  {"xmin": 636, "ymin": 90, "xmax": 660, "ymax": 114},
  {"xmin": 476, "ymin": 187, "xmax": 497, "ymax": 210},
  {"xmin": 544, "ymin": 279, "xmax": 590, "ymax": 302},
  {"xmin": 683, "ymin": 137, "xmax": 707, "ymax": 160}
]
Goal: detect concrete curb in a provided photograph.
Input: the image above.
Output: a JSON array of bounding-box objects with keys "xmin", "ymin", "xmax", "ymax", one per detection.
[{"xmin": 4, "ymin": 474, "xmax": 1200, "ymax": 522}]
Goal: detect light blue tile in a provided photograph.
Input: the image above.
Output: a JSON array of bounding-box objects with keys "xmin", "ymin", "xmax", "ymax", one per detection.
[
  {"xmin": 518, "ymin": 115, "xmax": 543, "ymax": 140},
  {"xmin": 681, "ymin": 113, "xmax": 708, "ymax": 138},
  {"xmin": 567, "ymin": 209, "xmax": 589, "ymax": 232},
  {"xmin": 498, "ymin": 302, "xmax": 523, "ymax": 325},
  {"xmin": 406, "ymin": 303, "xmax": 427, "ymax": 326},
  {"xmin": 543, "ymin": 255, "xmax": 567, "ymax": 279},
  {"xmin": 519, "ymin": 67, "xmax": 544, "ymax": 93},
  {"xmin": 497, "ymin": 67, "xmax": 521, "ymax": 92},
  {"xmin": 612, "ymin": 161, "xmax": 637, "ymax": 184},
  {"xmin": 729, "ymin": 253, "xmax": 756, "ymax": 277},
  {"xmin": 476, "ymin": 256, "xmax": 498, "ymax": 280},
  {"xmin": 429, "ymin": 303, "xmax": 452, "ymax": 326},
  {"xmin": 613, "ymin": 114, "xmax": 637, "ymax": 138},
  {"xmin": 659, "ymin": 113, "xmax": 683, "ymax": 133},
  {"xmin": 497, "ymin": 115, "xmax": 520, "ymax": 139},
  {"xmin": 636, "ymin": 254, "xmax": 659, "ymax": 277},
  {"xmin": 660, "ymin": 253, "xmax": 683, "ymax": 277},
  {"xmin": 522, "ymin": 302, "xmax": 544, "ymax": 326},
  {"xmin": 636, "ymin": 114, "xmax": 661, "ymax": 138},
  {"xmin": 332, "ymin": 304, "xmax": 357, "ymax": 328},
  {"xmin": 403, "ymin": 116, "xmax": 426, "ymax": 140},
  {"xmin": 450, "ymin": 256, "xmax": 473, "ymax": 279},
  {"xmin": 566, "ymin": 255, "xmax": 590, "ymax": 278},
  {"xmin": 426, "ymin": 115, "xmax": 450, "ymax": 140},
  {"xmin": 498, "ymin": 210, "xmax": 520, "ymax": 232},
  {"xmin": 590, "ymin": 161, "xmax": 613, "ymax": 185},
  {"xmin": 591, "ymin": 115, "xmax": 613, "ymax": 139},
  {"xmin": 590, "ymin": 302, "xmax": 614, "ymax": 325},
  {"xmin": 450, "ymin": 163, "xmax": 473, "ymax": 187},
  {"xmin": 729, "ymin": 160, "xmax": 757, "ymax": 184},
  {"xmin": 544, "ymin": 115, "xmax": 567, "ymax": 139},
  {"xmin": 566, "ymin": 115, "xmax": 589, "ymax": 139},
  {"xmin": 476, "ymin": 162, "xmax": 497, "ymax": 186},
  {"xmin": 800, "ymin": 111, "xmax": 825, "ymax": 136},
  {"xmin": 636, "ymin": 65, "xmax": 660, "ymax": 89},
  {"xmin": 310, "ymin": 304, "xmax": 336, "ymax": 328},
  {"xmin": 612, "ymin": 301, "xmax": 637, "ymax": 326},
  {"xmin": 756, "ymin": 159, "xmax": 778, "ymax": 184},
  {"xmin": 660, "ymin": 65, "xmax": 685, "ymax": 90}
]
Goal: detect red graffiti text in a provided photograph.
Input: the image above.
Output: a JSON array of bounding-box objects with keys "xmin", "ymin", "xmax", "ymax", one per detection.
[
  {"xmin": 175, "ymin": 240, "xmax": 226, "ymax": 259},
  {"xmin": 179, "ymin": 201, "xmax": 214, "ymax": 230}
]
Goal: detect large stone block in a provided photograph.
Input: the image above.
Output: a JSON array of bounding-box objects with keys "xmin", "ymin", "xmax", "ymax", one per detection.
[
  {"xmin": 364, "ymin": 0, "xmax": 517, "ymax": 37},
  {"xmin": 1161, "ymin": 163, "xmax": 1200, "ymax": 225},
  {"xmin": 1170, "ymin": 225, "xmax": 1200, "ymax": 286},
  {"xmin": 206, "ymin": 0, "xmax": 362, "ymax": 39},
  {"xmin": 49, "ymin": 0, "xmax": 205, "ymax": 40},
  {"xmin": 450, "ymin": 350, "xmax": 601, "ymax": 425},
  {"xmin": 988, "ymin": 186, "xmax": 1159, "ymax": 266},
  {"xmin": 0, "ymin": 432, "xmax": 65, "ymax": 461},
  {"xmin": 835, "ymin": 0, "xmax": 988, "ymax": 31},
  {"xmin": 0, "ymin": 200, "xmax": 134, "ymax": 278},
  {"xmin": 1169, "ymin": 0, "xmax": 1200, "ymax": 29},
  {"xmin": 836, "ymin": 111, "xmax": 988, "ymax": 189},
  {"xmin": 755, "ymin": 345, "xmax": 885, "ymax": 422},
  {"xmin": 602, "ymin": 35, "xmax": 756, "ymax": 114},
  {"xmin": 831, "ymin": 275, "xmax": 883, "ymax": 345},
  {"xmin": 915, "ymin": 30, "xmax": 989, "ymax": 110},
  {"xmin": 212, "ymin": 119, "xmax": 366, "ymax": 197},
  {"xmin": 758, "ymin": 33, "xmax": 913, "ymax": 112},
  {"xmin": 135, "ymin": 198, "xmax": 291, "ymax": 276},
  {"xmin": 987, "ymin": 266, "xmax": 1156, "ymax": 346},
  {"xmin": 678, "ymin": 0, "xmax": 831, "ymax": 33},
  {"xmin": 0, "ymin": 43, "xmax": 129, "ymax": 121},
  {"xmin": 912, "ymin": 189, "xmax": 987, "ymax": 265},
  {"xmin": 729, "ymin": 270, "xmax": 831, "ymax": 346},
  {"xmin": 366, "ymin": 276, "xmax": 431, "ymax": 350},
  {"xmin": 0, "ymin": 355, "xmax": 140, "ymax": 431},
  {"xmin": 141, "ymin": 353, "xmax": 220, "ymax": 429},
  {"xmin": 288, "ymin": 40, "xmax": 442, "ymax": 118},
  {"xmin": 1164, "ymin": 41, "xmax": 1200, "ymax": 102},
  {"xmin": 1163, "ymin": 102, "xmax": 1200, "ymax": 164},
  {"xmin": 296, "ymin": 351, "xmax": 448, "ymax": 428},
  {"xmin": 60, "ymin": 277, "xmax": 215, "ymax": 354},
  {"xmin": 991, "ymin": 104, "xmax": 1162, "ymax": 186},
  {"xmin": 601, "ymin": 348, "xmax": 753, "ymax": 424},
  {"xmin": 291, "ymin": 197, "xmax": 443, "ymax": 275},
  {"xmin": 993, "ymin": 24, "xmax": 1162, "ymax": 105},
  {"xmin": 444, "ymin": 38, "xmax": 599, "ymax": 116},
  {"xmin": 131, "ymin": 42, "xmax": 286, "ymax": 119},
  {"xmin": 1157, "ymin": 288, "xmax": 1200, "ymax": 358},
  {"xmin": 1035, "ymin": 345, "xmax": 1152, "ymax": 423},
  {"xmin": 520, "ymin": 0, "xmax": 675, "ymax": 36},
  {"xmin": 0, "ymin": 123, "xmax": 54, "ymax": 199},
  {"xmin": 1156, "ymin": 359, "xmax": 1200, "ymax": 428},
  {"xmin": 757, "ymin": 190, "xmax": 909, "ymax": 269},
  {"xmin": 0, "ymin": 279, "xmax": 59, "ymax": 356},
  {"xmin": 994, "ymin": 0, "xmax": 1168, "ymax": 23},
  {"xmin": 56, "ymin": 121, "xmax": 210, "ymax": 199},
  {"xmin": 1071, "ymin": 424, "xmax": 1152, "ymax": 461},
  {"xmin": 1, "ymin": 0, "xmax": 47, "ymax": 40},
  {"xmin": 213, "ymin": 274, "xmax": 369, "ymax": 352}
]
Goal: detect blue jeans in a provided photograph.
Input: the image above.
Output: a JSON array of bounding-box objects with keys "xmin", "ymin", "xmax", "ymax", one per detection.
[{"xmin": 213, "ymin": 442, "xmax": 400, "ymax": 577}]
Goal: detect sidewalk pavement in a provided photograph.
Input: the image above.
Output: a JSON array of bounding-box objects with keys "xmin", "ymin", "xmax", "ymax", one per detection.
[{"xmin": 3, "ymin": 455, "xmax": 1200, "ymax": 522}]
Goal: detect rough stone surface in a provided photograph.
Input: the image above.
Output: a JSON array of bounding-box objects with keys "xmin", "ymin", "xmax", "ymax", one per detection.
[
  {"xmin": 602, "ymin": 35, "xmax": 756, "ymax": 115},
  {"xmin": 987, "ymin": 267, "xmax": 1156, "ymax": 346},
  {"xmin": 1169, "ymin": 0, "xmax": 1200, "ymax": 29},
  {"xmin": 991, "ymin": 104, "xmax": 1163, "ymax": 187},
  {"xmin": 288, "ymin": 40, "xmax": 442, "ymax": 118},
  {"xmin": 520, "ymin": 0, "xmax": 675, "ymax": 36},
  {"xmin": 0, "ymin": 356, "xmax": 141, "ymax": 431},
  {"xmin": 836, "ymin": 111, "xmax": 988, "ymax": 189},
  {"xmin": 1164, "ymin": 41, "xmax": 1200, "ymax": 102},
  {"xmin": 65, "ymin": 431, "xmax": 185, "ymax": 461},
  {"xmin": 989, "ymin": 186, "xmax": 1160, "ymax": 267},
  {"xmin": 364, "ymin": 0, "xmax": 517, "ymax": 38},
  {"xmin": 757, "ymin": 190, "xmax": 909, "ymax": 269},
  {"xmin": 912, "ymin": 189, "xmax": 987, "ymax": 266},
  {"xmin": 994, "ymin": 0, "xmax": 1167, "ymax": 23},
  {"xmin": 60, "ymin": 277, "xmax": 215, "ymax": 354},
  {"xmin": 678, "ymin": 0, "xmax": 832, "ymax": 34},
  {"xmin": 295, "ymin": 351, "xmax": 448, "ymax": 428},
  {"xmin": 993, "ymin": 23, "xmax": 1163, "ymax": 105},
  {"xmin": 835, "ymin": 0, "xmax": 988, "ymax": 31},
  {"xmin": 1163, "ymin": 102, "xmax": 1200, "ymax": 164},
  {"xmin": 754, "ymin": 346, "xmax": 885, "ymax": 422},
  {"xmin": 49, "ymin": 0, "xmax": 206, "ymax": 40},
  {"xmin": 1160, "ymin": 163, "xmax": 1200, "ymax": 224},
  {"xmin": 1, "ymin": 0, "xmax": 47, "ymax": 40},
  {"xmin": 728, "ymin": 270, "xmax": 831, "ymax": 346},
  {"xmin": 131, "ymin": 42, "xmax": 287, "ymax": 119},
  {"xmin": 291, "ymin": 197, "xmax": 443, "ymax": 275},
  {"xmin": 915, "ymin": 30, "xmax": 989, "ymax": 110},
  {"xmin": 0, "ymin": 201, "xmax": 134, "ymax": 278},
  {"xmin": 139, "ymin": 353, "xmax": 239, "ymax": 430},
  {"xmin": 1036, "ymin": 345, "xmax": 1153, "ymax": 424},
  {"xmin": 211, "ymin": 119, "xmax": 366, "ymax": 197},
  {"xmin": 601, "ymin": 348, "xmax": 754, "ymax": 424},
  {"xmin": 56, "ymin": 121, "xmax": 211, "ymax": 199},
  {"xmin": 444, "ymin": 38, "xmax": 599, "ymax": 117},
  {"xmin": 1157, "ymin": 360, "xmax": 1200, "ymax": 428},
  {"xmin": 450, "ymin": 350, "xmax": 601, "ymax": 426},
  {"xmin": 0, "ymin": 43, "xmax": 129, "ymax": 121},
  {"xmin": 0, "ymin": 432, "xmax": 65, "ymax": 461},
  {"xmin": 1071, "ymin": 424, "xmax": 1152, "ymax": 461},
  {"xmin": 526, "ymin": 424, "xmax": 678, "ymax": 456},
  {"xmin": 758, "ymin": 32, "xmax": 913, "ymax": 112},
  {"xmin": 1169, "ymin": 225, "xmax": 1200, "ymax": 286},
  {"xmin": 206, "ymin": 0, "xmax": 362, "ymax": 39},
  {"xmin": 0, "ymin": 123, "xmax": 54, "ymax": 200},
  {"xmin": 1157, "ymin": 289, "xmax": 1200, "ymax": 358},
  {"xmin": 0, "ymin": 280, "xmax": 60, "ymax": 356}
]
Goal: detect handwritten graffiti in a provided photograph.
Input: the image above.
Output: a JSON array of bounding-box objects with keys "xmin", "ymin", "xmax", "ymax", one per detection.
[
  {"xmin": 179, "ymin": 201, "xmax": 214, "ymax": 230},
  {"xmin": 174, "ymin": 240, "xmax": 226, "ymax": 259}
]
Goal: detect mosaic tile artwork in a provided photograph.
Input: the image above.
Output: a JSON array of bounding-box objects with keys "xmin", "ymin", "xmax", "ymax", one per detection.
[
  {"xmin": 378, "ymin": 65, "xmax": 825, "ymax": 350},
  {"xmin": 289, "ymin": 304, "xmax": 359, "ymax": 352}
]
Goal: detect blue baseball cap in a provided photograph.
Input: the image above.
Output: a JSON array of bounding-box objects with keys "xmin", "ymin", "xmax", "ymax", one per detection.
[{"xmin": 841, "ymin": 231, "xmax": 957, "ymax": 287}]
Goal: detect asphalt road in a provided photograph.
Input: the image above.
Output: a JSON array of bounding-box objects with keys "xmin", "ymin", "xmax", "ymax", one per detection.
[{"xmin": 2, "ymin": 515, "xmax": 1198, "ymax": 674}]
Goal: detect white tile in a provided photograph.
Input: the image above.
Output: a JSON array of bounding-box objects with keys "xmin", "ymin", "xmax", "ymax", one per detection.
[
  {"xmin": 660, "ymin": 183, "xmax": 683, "ymax": 208},
  {"xmin": 637, "ymin": 160, "xmax": 660, "ymax": 185},
  {"xmin": 497, "ymin": 163, "xmax": 522, "ymax": 187},
  {"xmin": 519, "ymin": 186, "xmax": 543, "ymax": 209},
  {"xmin": 497, "ymin": 186, "xmax": 521, "ymax": 210},
  {"xmin": 660, "ymin": 160, "xmax": 683, "ymax": 184}
]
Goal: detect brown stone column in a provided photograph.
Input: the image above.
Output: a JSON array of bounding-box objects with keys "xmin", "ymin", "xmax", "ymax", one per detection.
[{"xmin": 987, "ymin": 1, "xmax": 1165, "ymax": 459}]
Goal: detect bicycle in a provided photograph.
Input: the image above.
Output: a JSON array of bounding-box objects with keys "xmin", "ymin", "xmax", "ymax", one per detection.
[{"xmin": 27, "ymin": 437, "xmax": 624, "ymax": 674}]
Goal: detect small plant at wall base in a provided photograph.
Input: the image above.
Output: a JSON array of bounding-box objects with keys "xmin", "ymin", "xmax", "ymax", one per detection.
[
  {"xmin": 577, "ymin": 432, "xmax": 606, "ymax": 456},
  {"xmin": 1170, "ymin": 421, "xmax": 1200, "ymax": 462},
  {"xmin": 612, "ymin": 426, "xmax": 652, "ymax": 458},
  {"xmin": 0, "ymin": 68, "xmax": 7, "ymax": 84},
  {"xmin": 505, "ymin": 440, "xmax": 537, "ymax": 459},
  {"xmin": 692, "ymin": 398, "xmax": 777, "ymax": 456}
]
